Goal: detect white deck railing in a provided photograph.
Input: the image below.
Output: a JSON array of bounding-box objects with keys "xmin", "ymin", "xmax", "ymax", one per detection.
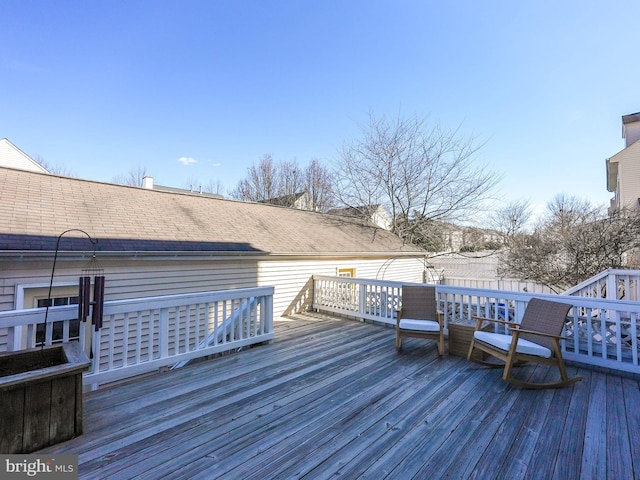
[
  {"xmin": 0, "ymin": 286, "xmax": 274, "ymax": 388},
  {"xmin": 563, "ymin": 268, "xmax": 640, "ymax": 301},
  {"xmin": 312, "ymin": 275, "xmax": 640, "ymax": 375}
]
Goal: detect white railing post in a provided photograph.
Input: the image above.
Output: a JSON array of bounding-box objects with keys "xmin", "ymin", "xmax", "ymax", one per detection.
[
  {"xmin": 359, "ymin": 284, "xmax": 367, "ymax": 318},
  {"xmin": 265, "ymin": 292, "xmax": 274, "ymax": 337},
  {"xmin": 606, "ymin": 272, "xmax": 617, "ymax": 300}
]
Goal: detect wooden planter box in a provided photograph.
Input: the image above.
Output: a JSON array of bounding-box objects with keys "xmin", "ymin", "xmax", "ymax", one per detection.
[
  {"xmin": 0, "ymin": 342, "xmax": 90, "ymax": 453},
  {"xmin": 448, "ymin": 322, "xmax": 489, "ymax": 361}
]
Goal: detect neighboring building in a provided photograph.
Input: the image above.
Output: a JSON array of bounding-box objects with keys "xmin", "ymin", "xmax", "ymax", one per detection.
[
  {"xmin": 428, "ymin": 252, "xmax": 554, "ymax": 294},
  {"xmin": 0, "ymin": 138, "xmax": 49, "ymax": 174},
  {"xmin": 606, "ymin": 112, "xmax": 640, "ymax": 214},
  {"xmin": 327, "ymin": 205, "xmax": 392, "ymax": 230},
  {"xmin": 260, "ymin": 191, "xmax": 313, "ymax": 211},
  {"xmin": 140, "ymin": 175, "xmax": 224, "ymax": 199},
  {"xmin": 0, "ymin": 167, "xmax": 428, "ymax": 319}
]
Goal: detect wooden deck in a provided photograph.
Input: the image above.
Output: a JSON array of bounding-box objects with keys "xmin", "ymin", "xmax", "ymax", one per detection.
[{"xmin": 40, "ymin": 312, "xmax": 640, "ymax": 479}]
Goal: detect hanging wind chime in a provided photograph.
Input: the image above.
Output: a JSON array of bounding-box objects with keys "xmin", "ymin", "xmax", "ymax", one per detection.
[
  {"xmin": 78, "ymin": 250, "xmax": 105, "ymax": 332},
  {"xmin": 43, "ymin": 229, "xmax": 105, "ymax": 351}
]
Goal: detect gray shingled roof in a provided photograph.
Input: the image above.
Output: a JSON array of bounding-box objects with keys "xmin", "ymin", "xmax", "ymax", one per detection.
[{"xmin": 0, "ymin": 167, "xmax": 424, "ymax": 256}]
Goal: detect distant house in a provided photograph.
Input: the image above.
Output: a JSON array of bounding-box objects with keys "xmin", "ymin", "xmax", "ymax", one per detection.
[
  {"xmin": 260, "ymin": 191, "xmax": 313, "ymax": 211},
  {"xmin": 606, "ymin": 112, "xmax": 640, "ymax": 213},
  {"xmin": 0, "ymin": 167, "xmax": 427, "ymax": 318},
  {"xmin": 327, "ymin": 205, "xmax": 392, "ymax": 230},
  {"xmin": 0, "ymin": 138, "xmax": 49, "ymax": 173}
]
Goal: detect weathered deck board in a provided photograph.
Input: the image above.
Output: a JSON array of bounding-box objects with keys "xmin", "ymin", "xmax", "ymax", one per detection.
[{"xmin": 38, "ymin": 312, "xmax": 640, "ymax": 480}]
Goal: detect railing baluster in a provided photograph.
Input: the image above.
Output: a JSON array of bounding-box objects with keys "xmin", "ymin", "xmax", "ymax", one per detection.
[
  {"xmin": 107, "ymin": 315, "xmax": 115, "ymax": 371},
  {"xmin": 135, "ymin": 311, "xmax": 142, "ymax": 364},
  {"xmin": 632, "ymin": 312, "xmax": 638, "ymax": 366},
  {"xmin": 160, "ymin": 307, "xmax": 169, "ymax": 360},
  {"xmin": 600, "ymin": 309, "xmax": 608, "ymax": 360},
  {"xmin": 123, "ymin": 312, "xmax": 130, "ymax": 366}
]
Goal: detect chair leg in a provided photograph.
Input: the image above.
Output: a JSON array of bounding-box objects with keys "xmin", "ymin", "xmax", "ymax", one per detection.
[
  {"xmin": 502, "ymin": 356, "xmax": 516, "ymax": 382},
  {"xmin": 395, "ymin": 332, "xmax": 402, "ymax": 351},
  {"xmin": 438, "ymin": 333, "xmax": 444, "ymax": 356},
  {"xmin": 552, "ymin": 339, "xmax": 569, "ymax": 382},
  {"xmin": 466, "ymin": 337, "xmax": 476, "ymax": 361},
  {"xmin": 502, "ymin": 342, "xmax": 519, "ymax": 382}
]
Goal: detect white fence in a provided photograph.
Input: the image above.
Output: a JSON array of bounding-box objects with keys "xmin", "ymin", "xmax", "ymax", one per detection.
[
  {"xmin": 0, "ymin": 286, "xmax": 274, "ymax": 388},
  {"xmin": 312, "ymin": 275, "xmax": 640, "ymax": 375},
  {"xmin": 442, "ymin": 276, "xmax": 555, "ymax": 294}
]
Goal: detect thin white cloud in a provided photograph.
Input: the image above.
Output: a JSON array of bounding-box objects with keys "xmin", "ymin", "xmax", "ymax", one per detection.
[
  {"xmin": 5, "ymin": 60, "xmax": 47, "ymax": 73},
  {"xmin": 178, "ymin": 156, "xmax": 197, "ymax": 166}
]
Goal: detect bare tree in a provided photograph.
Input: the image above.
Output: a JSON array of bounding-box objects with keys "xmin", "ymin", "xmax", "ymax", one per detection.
[
  {"xmin": 278, "ymin": 159, "xmax": 304, "ymax": 197},
  {"xmin": 112, "ymin": 165, "xmax": 149, "ymax": 187},
  {"xmin": 34, "ymin": 155, "xmax": 74, "ymax": 176},
  {"xmin": 230, "ymin": 154, "xmax": 278, "ymax": 201},
  {"xmin": 487, "ymin": 199, "xmax": 532, "ymax": 247},
  {"xmin": 231, "ymin": 155, "xmax": 334, "ymax": 211},
  {"xmin": 335, "ymin": 112, "xmax": 499, "ymax": 244},
  {"xmin": 498, "ymin": 194, "xmax": 640, "ymax": 292},
  {"xmin": 201, "ymin": 178, "xmax": 226, "ymax": 195},
  {"xmin": 304, "ymin": 158, "xmax": 334, "ymax": 212},
  {"xmin": 183, "ymin": 177, "xmax": 226, "ymax": 195}
]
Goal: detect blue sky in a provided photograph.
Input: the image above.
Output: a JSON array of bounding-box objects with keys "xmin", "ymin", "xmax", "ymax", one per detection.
[{"xmin": 2, "ymin": 1, "xmax": 639, "ymax": 217}]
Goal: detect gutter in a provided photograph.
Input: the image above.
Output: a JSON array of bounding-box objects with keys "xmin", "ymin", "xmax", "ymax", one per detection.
[{"xmin": 0, "ymin": 250, "xmax": 426, "ymax": 262}]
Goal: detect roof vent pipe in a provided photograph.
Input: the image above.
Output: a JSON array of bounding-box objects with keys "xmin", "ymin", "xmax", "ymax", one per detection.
[{"xmin": 142, "ymin": 176, "xmax": 154, "ymax": 189}]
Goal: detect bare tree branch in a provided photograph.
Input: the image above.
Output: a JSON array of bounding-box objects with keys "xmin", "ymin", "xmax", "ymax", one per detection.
[
  {"xmin": 335, "ymin": 112, "xmax": 500, "ymax": 245},
  {"xmin": 487, "ymin": 199, "xmax": 532, "ymax": 246},
  {"xmin": 231, "ymin": 155, "xmax": 334, "ymax": 211},
  {"xmin": 112, "ymin": 165, "xmax": 149, "ymax": 187},
  {"xmin": 498, "ymin": 194, "xmax": 640, "ymax": 291}
]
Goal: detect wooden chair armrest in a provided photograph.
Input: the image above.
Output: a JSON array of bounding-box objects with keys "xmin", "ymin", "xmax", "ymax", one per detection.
[
  {"xmin": 509, "ymin": 326, "xmax": 569, "ymax": 341},
  {"xmin": 472, "ymin": 316, "xmax": 516, "ymax": 326}
]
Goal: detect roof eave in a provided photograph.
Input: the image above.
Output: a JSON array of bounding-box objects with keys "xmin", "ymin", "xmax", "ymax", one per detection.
[{"xmin": 0, "ymin": 249, "xmax": 425, "ymax": 261}]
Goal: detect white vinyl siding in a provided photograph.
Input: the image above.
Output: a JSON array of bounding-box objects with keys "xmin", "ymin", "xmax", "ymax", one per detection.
[
  {"xmin": 0, "ymin": 139, "xmax": 49, "ymax": 173},
  {"xmin": 0, "ymin": 254, "xmax": 424, "ymax": 355},
  {"xmin": 257, "ymin": 257, "xmax": 425, "ymax": 316},
  {"xmin": 0, "ymin": 255, "xmax": 426, "ymax": 319},
  {"xmin": 608, "ymin": 141, "xmax": 640, "ymax": 211},
  {"xmin": 618, "ymin": 143, "xmax": 640, "ymax": 209}
]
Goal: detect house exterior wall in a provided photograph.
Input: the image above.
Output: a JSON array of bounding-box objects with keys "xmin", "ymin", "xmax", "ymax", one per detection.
[
  {"xmin": 0, "ymin": 139, "xmax": 49, "ymax": 173},
  {"xmin": 0, "ymin": 253, "xmax": 425, "ymax": 354},
  {"xmin": 616, "ymin": 143, "xmax": 640, "ymax": 209},
  {"xmin": 623, "ymin": 119, "xmax": 640, "ymax": 147},
  {"xmin": 257, "ymin": 256, "xmax": 425, "ymax": 315},
  {"xmin": 0, "ymin": 254, "xmax": 426, "ymax": 318},
  {"xmin": 0, "ymin": 257, "xmax": 260, "ymax": 314}
]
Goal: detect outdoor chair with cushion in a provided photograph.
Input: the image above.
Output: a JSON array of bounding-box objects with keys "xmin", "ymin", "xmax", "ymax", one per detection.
[
  {"xmin": 467, "ymin": 297, "xmax": 582, "ymax": 389},
  {"xmin": 396, "ymin": 285, "xmax": 444, "ymax": 356}
]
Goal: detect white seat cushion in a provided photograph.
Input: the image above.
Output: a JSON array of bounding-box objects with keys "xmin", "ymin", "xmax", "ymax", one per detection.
[
  {"xmin": 399, "ymin": 318, "xmax": 440, "ymax": 332},
  {"xmin": 473, "ymin": 331, "xmax": 552, "ymax": 358}
]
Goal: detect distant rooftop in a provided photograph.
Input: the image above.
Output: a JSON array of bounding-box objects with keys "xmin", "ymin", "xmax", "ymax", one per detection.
[
  {"xmin": 622, "ymin": 112, "xmax": 640, "ymax": 124},
  {"xmin": 0, "ymin": 138, "xmax": 49, "ymax": 174}
]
